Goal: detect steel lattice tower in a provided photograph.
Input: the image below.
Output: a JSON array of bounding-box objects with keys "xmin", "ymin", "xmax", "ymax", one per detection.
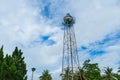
[{"xmin": 62, "ymin": 13, "xmax": 80, "ymax": 80}]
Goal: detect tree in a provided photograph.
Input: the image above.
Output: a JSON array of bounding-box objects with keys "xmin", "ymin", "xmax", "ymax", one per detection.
[
  {"xmin": 60, "ymin": 67, "xmax": 87, "ymax": 80},
  {"xmin": 0, "ymin": 46, "xmax": 27, "ymax": 80},
  {"xmin": 82, "ymin": 59, "xmax": 102, "ymax": 80},
  {"xmin": 115, "ymin": 67, "xmax": 120, "ymax": 80},
  {"xmin": 2, "ymin": 54, "xmax": 16, "ymax": 80},
  {"xmin": 61, "ymin": 60, "xmax": 102, "ymax": 80},
  {"xmin": 0, "ymin": 46, "xmax": 4, "ymax": 62},
  {"xmin": 102, "ymin": 67, "xmax": 116, "ymax": 80},
  {"xmin": 0, "ymin": 46, "xmax": 4, "ymax": 79},
  {"xmin": 39, "ymin": 70, "xmax": 52, "ymax": 80},
  {"xmin": 118, "ymin": 67, "xmax": 120, "ymax": 73},
  {"xmin": 12, "ymin": 47, "xmax": 27, "ymax": 80},
  {"xmin": 75, "ymin": 68, "xmax": 87, "ymax": 80},
  {"xmin": 60, "ymin": 67, "xmax": 72, "ymax": 80}
]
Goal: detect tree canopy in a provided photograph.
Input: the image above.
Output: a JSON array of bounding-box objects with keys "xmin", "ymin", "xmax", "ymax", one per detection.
[
  {"xmin": 39, "ymin": 69, "xmax": 52, "ymax": 80},
  {"xmin": 0, "ymin": 46, "xmax": 27, "ymax": 80},
  {"xmin": 61, "ymin": 59, "xmax": 120, "ymax": 80}
]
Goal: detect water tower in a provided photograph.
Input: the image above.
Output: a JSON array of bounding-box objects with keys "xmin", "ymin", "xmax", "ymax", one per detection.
[{"xmin": 62, "ymin": 13, "xmax": 80, "ymax": 80}]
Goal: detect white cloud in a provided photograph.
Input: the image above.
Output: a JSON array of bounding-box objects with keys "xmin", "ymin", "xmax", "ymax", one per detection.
[
  {"xmin": 73, "ymin": 0, "xmax": 120, "ymax": 46},
  {"xmin": 92, "ymin": 45, "xmax": 120, "ymax": 72}
]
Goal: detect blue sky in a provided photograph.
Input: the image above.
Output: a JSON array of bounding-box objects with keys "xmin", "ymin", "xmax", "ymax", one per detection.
[{"xmin": 0, "ymin": 0, "xmax": 120, "ymax": 80}]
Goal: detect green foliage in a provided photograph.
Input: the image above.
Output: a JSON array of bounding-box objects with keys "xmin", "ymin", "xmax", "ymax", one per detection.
[
  {"xmin": 74, "ymin": 68, "xmax": 87, "ymax": 80},
  {"xmin": 60, "ymin": 60, "xmax": 102, "ymax": 80},
  {"xmin": 118, "ymin": 67, "xmax": 120, "ymax": 73},
  {"xmin": 82, "ymin": 59, "xmax": 102, "ymax": 80},
  {"xmin": 12, "ymin": 47, "xmax": 27, "ymax": 80},
  {"xmin": 60, "ymin": 67, "xmax": 72, "ymax": 80},
  {"xmin": 60, "ymin": 59, "xmax": 120, "ymax": 80},
  {"xmin": 61, "ymin": 60, "xmax": 120, "ymax": 80},
  {"xmin": 39, "ymin": 70, "xmax": 52, "ymax": 80},
  {"xmin": 102, "ymin": 67, "xmax": 119, "ymax": 80},
  {"xmin": 0, "ymin": 46, "xmax": 27, "ymax": 80},
  {"xmin": 117, "ymin": 67, "xmax": 120, "ymax": 79},
  {"xmin": 0, "ymin": 46, "xmax": 4, "ymax": 80}
]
